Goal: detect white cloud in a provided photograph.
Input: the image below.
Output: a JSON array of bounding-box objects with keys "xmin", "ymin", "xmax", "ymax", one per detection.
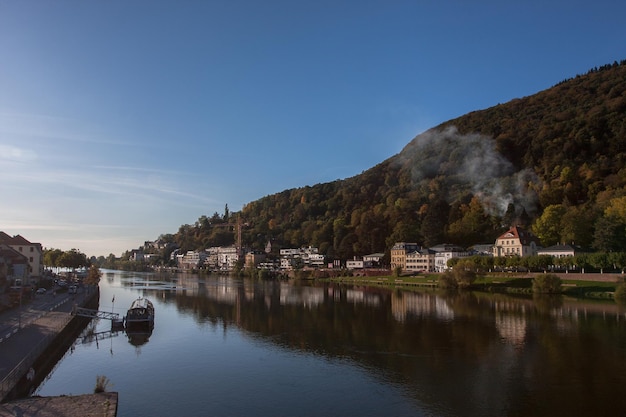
[{"xmin": 0, "ymin": 144, "xmax": 38, "ymax": 162}]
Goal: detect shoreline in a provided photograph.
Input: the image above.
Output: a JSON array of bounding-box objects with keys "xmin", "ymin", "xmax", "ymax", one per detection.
[
  {"xmin": 0, "ymin": 286, "xmax": 119, "ymax": 416},
  {"xmin": 321, "ymin": 271, "xmax": 624, "ymax": 302}
]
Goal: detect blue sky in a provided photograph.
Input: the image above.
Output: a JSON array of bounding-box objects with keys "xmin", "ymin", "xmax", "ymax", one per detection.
[{"xmin": 1, "ymin": 1, "xmax": 625, "ymax": 257}]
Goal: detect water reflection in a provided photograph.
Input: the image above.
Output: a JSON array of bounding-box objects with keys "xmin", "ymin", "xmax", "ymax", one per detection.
[
  {"xmin": 126, "ymin": 329, "xmax": 152, "ymax": 347},
  {"xmin": 98, "ymin": 272, "xmax": 626, "ymax": 416},
  {"xmin": 77, "ymin": 319, "xmax": 153, "ymax": 349}
]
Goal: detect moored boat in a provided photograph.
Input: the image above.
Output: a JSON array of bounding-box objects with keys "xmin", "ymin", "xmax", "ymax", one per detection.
[{"xmin": 125, "ymin": 297, "xmax": 155, "ymax": 329}]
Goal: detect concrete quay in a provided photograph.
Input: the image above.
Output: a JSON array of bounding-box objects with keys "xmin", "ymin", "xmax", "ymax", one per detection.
[
  {"xmin": 0, "ymin": 286, "xmax": 118, "ymax": 416},
  {"xmin": 0, "ymin": 392, "xmax": 118, "ymax": 417}
]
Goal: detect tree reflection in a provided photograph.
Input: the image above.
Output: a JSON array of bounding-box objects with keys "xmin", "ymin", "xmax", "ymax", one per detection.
[{"xmin": 131, "ymin": 275, "xmax": 626, "ymax": 416}]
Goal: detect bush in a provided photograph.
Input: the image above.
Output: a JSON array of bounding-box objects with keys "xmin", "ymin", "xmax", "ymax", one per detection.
[
  {"xmin": 438, "ymin": 271, "xmax": 458, "ymax": 289},
  {"xmin": 615, "ymin": 283, "xmax": 626, "ymax": 304},
  {"xmin": 437, "ymin": 267, "xmax": 477, "ymax": 289},
  {"xmin": 532, "ymin": 274, "xmax": 562, "ymax": 294},
  {"xmin": 393, "ymin": 266, "xmax": 403, "ymax": 277},
  {"xmin": 454, "ymin": 267, "xmax": 477, "ymax": 288},
  {"xmin": 94, "ymin": 375, "xmax": 112, "ymax": 393}
]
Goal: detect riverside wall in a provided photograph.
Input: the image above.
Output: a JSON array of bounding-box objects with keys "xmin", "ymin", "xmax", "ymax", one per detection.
[{"xmin": 0, "ymin": 287, "xmax": 99, "ymax": 403}]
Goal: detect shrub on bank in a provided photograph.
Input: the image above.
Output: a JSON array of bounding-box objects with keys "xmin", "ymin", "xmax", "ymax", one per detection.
[
  {"xmin": 615, "ymin": 282, "xmax": 626, "ymax": 303},
  {"xmin": 532, "ymin": 274, "xmax": 562, "ymax": 294},
  {"xmin": 437, "ymin": 265, "xmax": 477, "ymax": 289},
  {"xmin": 455, "ymin": 267, "xmax": 477, "ymax": 288},
  {"xmin": 438, "ymin": 271, "xmax": 458, "ymax": 289}
]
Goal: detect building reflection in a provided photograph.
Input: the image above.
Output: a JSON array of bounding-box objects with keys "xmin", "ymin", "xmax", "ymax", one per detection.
[{"xmin": 391, "ymin": 291, "xmax": 454, "ymax": 322}]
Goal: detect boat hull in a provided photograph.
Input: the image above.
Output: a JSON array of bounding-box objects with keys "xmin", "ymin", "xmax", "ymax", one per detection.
[{"xmin": 125, "ymin": 298, "xmax": 155, "ymax": 329}]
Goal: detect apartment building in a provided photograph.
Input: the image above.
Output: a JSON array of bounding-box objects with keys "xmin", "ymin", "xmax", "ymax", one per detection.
[
  {"xmin": 406, "ymin": 248, "xmax": 436, "ymax": 273},
  {"xmin": 390, "ymin": 242, "xmax": 420, "ymax": 271}
]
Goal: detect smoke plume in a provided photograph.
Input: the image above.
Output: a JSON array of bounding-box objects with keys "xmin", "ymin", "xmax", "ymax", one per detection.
[{"xmin": 397, "ymin": 126, "xmax": 540, "ymax": 217}]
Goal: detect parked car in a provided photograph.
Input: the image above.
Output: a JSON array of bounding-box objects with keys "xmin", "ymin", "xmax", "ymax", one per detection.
[{"xmin": 36, "ymin": 288, "xmax": 47, "ymax": 294}]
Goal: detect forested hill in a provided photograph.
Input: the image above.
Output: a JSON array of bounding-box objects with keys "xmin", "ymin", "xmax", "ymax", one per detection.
[{"xmin": 172, "ymin": 60, "xmax": 626, "ymax": 260}]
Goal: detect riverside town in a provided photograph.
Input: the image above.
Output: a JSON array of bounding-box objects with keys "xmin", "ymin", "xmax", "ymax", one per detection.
[{"xmin": 2, "ymin": 225, "xmax": 626, "ymax": 417}]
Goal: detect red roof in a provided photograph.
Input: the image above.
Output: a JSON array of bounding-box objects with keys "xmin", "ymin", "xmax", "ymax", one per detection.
[
  {"xmin": 0, "ymin": 232, "xmax": 36, "ymax": 245},
  {"xmin": 8, "ymin": 234, "xmax": 32, "ymax": 245},
  {"xmin": 496, "ymin": 226, "xmax": 538, "ymax": 245}
]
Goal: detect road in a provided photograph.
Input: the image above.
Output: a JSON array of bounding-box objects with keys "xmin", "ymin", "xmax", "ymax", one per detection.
[
  {"xmin": 0, "ymin": 286, "xmax": 95, "ymax": 401},
  {"xmin": 0, "ymin": 289, "xmax": 78, "ymax": 344}
]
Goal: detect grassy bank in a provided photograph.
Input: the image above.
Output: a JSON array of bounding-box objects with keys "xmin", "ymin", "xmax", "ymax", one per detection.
[{"xmin": 325, "ymin": 274, "xmax": 620, "ymax": 301}]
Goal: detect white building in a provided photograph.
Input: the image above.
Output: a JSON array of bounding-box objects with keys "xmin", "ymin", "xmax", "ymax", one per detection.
[
  {"xmin": 493, "ymin": 226, "xmax": 539, "ymax": 257},
  {"xmin": 279, "ymin": 246, "xmax": 321, "ymax": 269},
  {"xmin": 431, "ymin": 244, "xmax": 471, "ymax": 272},
  {"xmin": 346, "ymin": 259, "xmax": 364, "ymax": 269},
  {"xmin": 537, "ymin": 244, "xmax": 580, "ymax": 258},
  {"xmin": 218, "ymin": 246, "xmax": 239, "ymax": 270},
  {"xmin": 306, "ymin": 253, "xmax": 323, "ymax": 267},
  {"xmin": 363, "ymin": 253, "xmax": 384, "ymax": 268},
  {"xmin": 179, "ymin": 250, "xmax": 207, "ymax": 270}
]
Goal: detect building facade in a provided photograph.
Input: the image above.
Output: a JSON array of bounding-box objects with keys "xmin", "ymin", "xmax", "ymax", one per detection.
[
  {"xmin": 405, "ymin": 248, "xmax": 436, "ymax": 273},
  {"xmin": 431, "ymin": 244, "xmax": 471, "ymax": 272},
  {"xmin": 279, "ymin": 246, "xmax": 323, "ymax": 269},
  {"xmin": 493, "ymin": 226, "xmax": 539, "ymax": 257},
  {"xmin": 0, "ymin": 244, "xmax": 29, "ymax": 286},
  {"xmin": 537, "ymin": 244, "xmax": 581, "ymax": 258},
  {"xmin": 363, "ymin": 253, "xmax": 385, "ymax": 268},
  {"xmin": 179, "ymin": 250, "xmax": 208, "ymax": 270},
  {"xmin": 390, "ymin": 242, "xmax": 420, "ymax": 271},
  {"xmin": 0, "ymin": 232, "xmax": 43, "ymax": 280}
]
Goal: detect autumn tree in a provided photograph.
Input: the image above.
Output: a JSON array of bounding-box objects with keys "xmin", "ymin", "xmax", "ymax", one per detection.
[
  {"xmin": 84, "ymin": 264, "xmax": 102, "ymax": 286},
  {"xmin": 447, "ymin": 197, "xmax": 491, "ymax": 246},
  {"xmin": 559, "ymin": 205, "xmax": 595, "ymax": 247},
  {"xmin": 532, "ymin": 204, "xmax": 566, "ymax": 246}
]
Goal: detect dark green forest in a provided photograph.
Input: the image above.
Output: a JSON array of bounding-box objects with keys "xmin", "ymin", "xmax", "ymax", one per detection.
[{"xmin": 166, "ymin": 60, "xmax": 626, "ymax": 261}]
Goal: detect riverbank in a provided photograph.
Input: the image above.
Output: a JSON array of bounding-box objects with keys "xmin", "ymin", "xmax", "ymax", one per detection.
[{"xmin": 325, "ymin": 271, "xmax": 625, "ymax": 301}]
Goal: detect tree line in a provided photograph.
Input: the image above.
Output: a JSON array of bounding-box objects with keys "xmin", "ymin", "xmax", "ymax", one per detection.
[{"xmin": 43, "ymin": 248, "xmax": 90, "ymax": 269}]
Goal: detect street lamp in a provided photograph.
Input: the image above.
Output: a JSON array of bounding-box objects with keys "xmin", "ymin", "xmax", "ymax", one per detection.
[{"xmin": 16, "ymin": 276, "xmax": 23, "ymax": 329}]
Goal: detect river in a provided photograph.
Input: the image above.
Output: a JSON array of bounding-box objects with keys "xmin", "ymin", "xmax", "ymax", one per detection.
[{"xmin": 35, "ymin": 270, "xmax": 626, "ymax": 416}]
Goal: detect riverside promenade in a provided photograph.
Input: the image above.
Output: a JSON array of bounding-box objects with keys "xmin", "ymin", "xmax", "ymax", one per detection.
[{"xmin": 0, "ymin": 285, "xmax": 118, "ymax": 416}]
